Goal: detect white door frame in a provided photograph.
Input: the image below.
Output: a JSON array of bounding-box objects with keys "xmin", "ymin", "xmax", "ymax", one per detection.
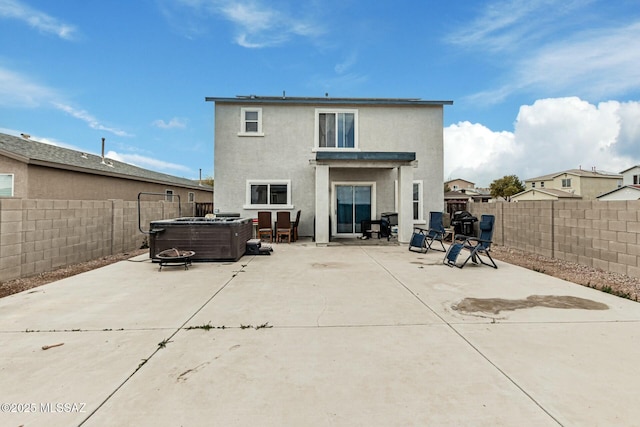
[{"xmin": 330, "ymin": 181, "xmax": 377, "ymax": 237}]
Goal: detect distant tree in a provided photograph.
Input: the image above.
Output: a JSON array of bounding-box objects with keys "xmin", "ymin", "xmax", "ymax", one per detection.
[
  {"xmin": 444, "ymin": 184, "xmax": 451, "ymax": 192},
  {"xmin": 489, "ymin": 175, "xmax": 525, "ymax": 200},
  {"xmin": 201, "ymin": 176, "xmax": 214, "ymax": 187}
]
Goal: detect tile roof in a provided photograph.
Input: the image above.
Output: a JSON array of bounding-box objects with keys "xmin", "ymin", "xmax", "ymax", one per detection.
[{"xmin": 0, "ymin": 133, "xmax": 211, "ymax": 190}]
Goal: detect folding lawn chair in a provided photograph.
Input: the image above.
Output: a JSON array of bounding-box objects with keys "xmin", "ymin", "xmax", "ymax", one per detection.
[
  {"xmin": 443, "ymin": 214, "xmax": 498, "ymax": 269},
  {"xmin": 424, "ymin": 211, "xmax": 447, "ymax": 252}
]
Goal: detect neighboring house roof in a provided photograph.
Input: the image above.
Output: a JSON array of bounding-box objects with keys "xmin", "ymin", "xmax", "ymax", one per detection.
[
  {"xmin": 597, "ymin": 185, "xmax": 640, "ymax": 199},
  {"xmin": 205, "ymin": 95, "xmax": 453, "ymax": 106},
  {"xmin": 619, "ymin": 165, "xmax": 640, "ymax": 174},
  {"xmin": 444, "ymin": 190, "xmax": 470, "ymax": 200},
  {"xmin": 0, "ymin": 133, "xmax": 210, "ymax": 190},
  {"xmin": 526, "ymin": 168, "xmax": 621, "ymax": 181},
  {"xmin": 512, "ymin": 188, "xmax": 582, "ymax": 199}
]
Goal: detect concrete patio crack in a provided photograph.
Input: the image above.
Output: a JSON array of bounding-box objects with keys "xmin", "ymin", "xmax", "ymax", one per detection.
[
  {"xmin": 75, "ymin": 258, "xmax": 255, "ymax": 426},
  {"xmin": 361, "ymin": 247, "xmax": 565, "ymax": 427}
]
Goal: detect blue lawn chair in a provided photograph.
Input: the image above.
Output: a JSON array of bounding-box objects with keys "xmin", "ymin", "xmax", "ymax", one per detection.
[
  {"xmin": 409, "ymin": 211, "xmax": 447, "ymax": 253},
  {"xmin": 444, "ymin": 214, "xmax": 497, "ymax": 269}
]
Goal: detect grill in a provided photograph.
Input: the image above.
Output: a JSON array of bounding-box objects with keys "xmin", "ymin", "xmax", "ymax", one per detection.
[{"xmin": 451, "ymin": 211, "xmax": 478, "ymax": 236}]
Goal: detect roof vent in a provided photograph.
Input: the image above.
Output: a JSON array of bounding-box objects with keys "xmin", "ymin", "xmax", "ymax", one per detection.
[
  {"xmin": 20, "ymin": 133, "xmax": 30, "ymax": 139},
  {"xmin": 81, "ymin": 153, "xmax": 88, "ymax": 159}
]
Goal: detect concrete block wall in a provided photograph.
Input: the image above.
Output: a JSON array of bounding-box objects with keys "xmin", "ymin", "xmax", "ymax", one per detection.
[
  {"xmin": 469, "ymin": 200, "xmax": 640, "ymax": 279},
  {"xmin": 0, "ymin": 199, "xmax": 182, "ymax": 282}
]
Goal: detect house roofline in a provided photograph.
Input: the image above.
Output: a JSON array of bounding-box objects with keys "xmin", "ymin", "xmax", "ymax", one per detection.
[
  {"xmin": 596, "ymin": 185, "xmax": 640, "ymax": 199},
  {"xmin": 205, "ymin": 96, "xmax": 453, "ymax": 106}
]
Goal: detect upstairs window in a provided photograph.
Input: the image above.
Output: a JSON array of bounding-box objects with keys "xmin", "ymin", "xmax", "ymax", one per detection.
[
  {"xmin": 634, "ymin": 175, "xmax": 639, "ymax": 185},
  {"xmin": 532, "ymin": 183, "xmax": 535, "ymax": 188},
  {"xmin": 540, "ymin": 182, "xmax": 545, "ymax": 188},
  {"xmin": 165, "ymin": 189, "xmax": 174, "ymax": 202},
  {"xmin": 0, "ymin": 174, "xmax": 13, "ymax": 197},
  {"xmin": 239, "ymin": 108, "xmax": 263, "ymax": 136},
  {"xmin": 316, "ymin": 109, "xmax": 357, "ymax": 149},
  {"xmin": 561, "ymin": 178, "xmax": 572, "ymax": 188}
]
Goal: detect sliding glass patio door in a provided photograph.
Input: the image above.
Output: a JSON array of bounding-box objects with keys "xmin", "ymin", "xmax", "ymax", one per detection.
[{"xmin": 335, "ymin": 184, "xmax": 373, "ymax": 236}]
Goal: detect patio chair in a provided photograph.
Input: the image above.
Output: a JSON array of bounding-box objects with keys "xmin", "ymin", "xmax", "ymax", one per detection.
[
  {"xmin": 424, "ymin": 211, "xmax": 447, "ymax": 252},
  {"xmin": 291, "ymin": 210, "xmax": 301, "ymax": 242},
  {"xmin": 443, "ymin": 214, "xmax": 498, "ymax": 269},
  {"xmin": 409, "ymin": 212, "xmax": 446, "ymax": 253},
  {"xmin": 257, "ymin": 211, "xmax": 273, "ymax": 243},
  {"xmin": 408, "ymin": 227, "xmax": 428, "ymax": 253},
  {"xmin": 276, "ymin": 211, "xmax": 292, "ymax": 243}
]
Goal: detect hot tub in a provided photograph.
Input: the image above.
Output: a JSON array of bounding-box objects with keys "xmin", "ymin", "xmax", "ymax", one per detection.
[{"xmin": 149, "ymin": 217, "xmax": 252, "ymax": 261}]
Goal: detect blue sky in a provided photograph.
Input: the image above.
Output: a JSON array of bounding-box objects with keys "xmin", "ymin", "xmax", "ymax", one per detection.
[{"xmin": 1, "ymin": 0, "xmax": 639, "ymax": 186}]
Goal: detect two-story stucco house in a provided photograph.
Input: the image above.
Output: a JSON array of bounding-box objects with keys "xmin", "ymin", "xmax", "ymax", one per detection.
[
  {"xmin": 206, "ymin": 95, "xmax": 452, "ymax": 244},
  {"xmin": 512, "ymin": 168, "xmax": 622, "ymax": 201}
]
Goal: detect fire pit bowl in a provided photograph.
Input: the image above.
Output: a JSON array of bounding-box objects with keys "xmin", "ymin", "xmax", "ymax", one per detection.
[{"xmin": 154, "ymin": 248, "xmax": 196, "ymax": 271}]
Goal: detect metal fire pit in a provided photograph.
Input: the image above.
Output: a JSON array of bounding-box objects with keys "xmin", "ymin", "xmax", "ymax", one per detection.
[{"xmin": 154, "ymin": 248, "xmax": 196, "ymax": 271}]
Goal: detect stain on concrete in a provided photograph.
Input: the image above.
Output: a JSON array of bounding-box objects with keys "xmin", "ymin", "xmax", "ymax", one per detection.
[
  {"xmin": 453, "ymin": 295, "xmax": 609, "ymax": 315},
  {"xmin": 311, "ymin": 262, "xmax": 344, "ymax": 269},
  {"xmin": 177, "ymin": 362, "xmax": 210, "ymax": 382}
]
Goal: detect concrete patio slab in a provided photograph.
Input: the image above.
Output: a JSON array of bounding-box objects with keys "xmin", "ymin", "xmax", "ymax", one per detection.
[{"xmin": 0, "ymin": 241, "xmax": 639, "ymax": 426}]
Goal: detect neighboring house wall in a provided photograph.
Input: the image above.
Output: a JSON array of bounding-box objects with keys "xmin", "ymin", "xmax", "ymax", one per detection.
[
  {"xmin": 26, "ymin": 164, "xmax": 212, "ymax": 204},
  {"xmin": 0, "ymin": 156, "xmax": 27, "ymax": 198},
  {"xmin": 621, "ymin": 166, "xmax": 640, "ymax": 185},
  {"xmin": 526, "ymin": 171, "xmax": 621, "ymax": 200},
  {"xmin": 213, "ymin": 100, "xmax": 445, "ymax": 241},
  {"xmin": 598, "ymin": 187, "xmax": 640, "ymax": 201},
  {"xmin": 446, "ymin": 179, "xmax": 474, "ymax": 191},
  {"xmin": 575, "ymin": 176, "xmax": 621, "ymax": 199}
]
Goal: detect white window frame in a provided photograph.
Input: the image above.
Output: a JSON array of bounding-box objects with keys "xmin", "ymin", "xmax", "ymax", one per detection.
[
  {"xmin": 238, "ymin": 107, "xmax": 264, "ymax": 136},
  {"xmin": 243, "ymin": 179, "xmax": 293, "ymax": 209},
  {"xmin": 532, "ymin": 182, "xmax": 535, "ymax": 188},
  {"xmin": 165, "ymin": 189, "xmax": 174, "ymax": 202},
  {"xmin": 394, "ymin": 179, "xmax": 425, "ymax": 224},
  {"xmin": 0, "ymin": 174, "xmax": 14, "ymax": 197},
  {"xmin": 314, "ymin": 108, "xmax": 359, "ymax": 151},
  {"xmin": 412, "ymin": 180, "xmax": 424, "ymax": 223},
  {"xmin": 540, "ymin": 182, "xmax": 545, "ymax": 188},
  {"xmin": 561, "ymin": 178, "xmax": 572, "ymax": 188}
]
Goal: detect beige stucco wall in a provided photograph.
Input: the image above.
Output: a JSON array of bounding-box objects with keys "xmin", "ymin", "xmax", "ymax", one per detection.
[
  {"xmin": 579, "ymin": 176, "xmax": 622, "ymax": 199},
  {"xmin": 0, "ymin": 156, "xmax": 28, "ymax": 198},
  {"xmin": 446, "ymin": 179, "xmax": 474, "ymax": 191},
  {"xmin": 26, "ymin": 165, "xmax": 212, "ymax": 205},
  {"xmin": 214, "ymin": 101, "xmax": 445, "ymax": 237}
]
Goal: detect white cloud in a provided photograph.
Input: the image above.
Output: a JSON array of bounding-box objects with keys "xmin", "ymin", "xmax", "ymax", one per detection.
[
  {"xmin": 52, "ymin": 102, "xmax": 132, "ymax": 137},
  {"xmin": 153, "ymin": 117, "xmax": 188, "ymax": 129},
  {"xmin": 445, "ymin": 97, "xmax": 640, "ymax": 186},
  {"xmin": 164, "ymin": 0, "xmax": 323, "ymax": 48},
  {"xmin": 0, "ymin": 67, "xmax": 57, "ymax": 107},
  {"xmin": 513, "ymin": 22, "xmax": 640, "ymax": 99},
  {"xmin": 0, "ymin": 0, "xmax": 77, "ymax": 40},
  {"xmin": 105, "ymin": 150, "xmax": 192, "ymax": 173},
  {"xmin": 0, "ymin": 65, "xmax": 130, "ymax": 137},
  {"xmin": 450, "ymin": 0, "xmax": 640, "ymax": 104}
]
